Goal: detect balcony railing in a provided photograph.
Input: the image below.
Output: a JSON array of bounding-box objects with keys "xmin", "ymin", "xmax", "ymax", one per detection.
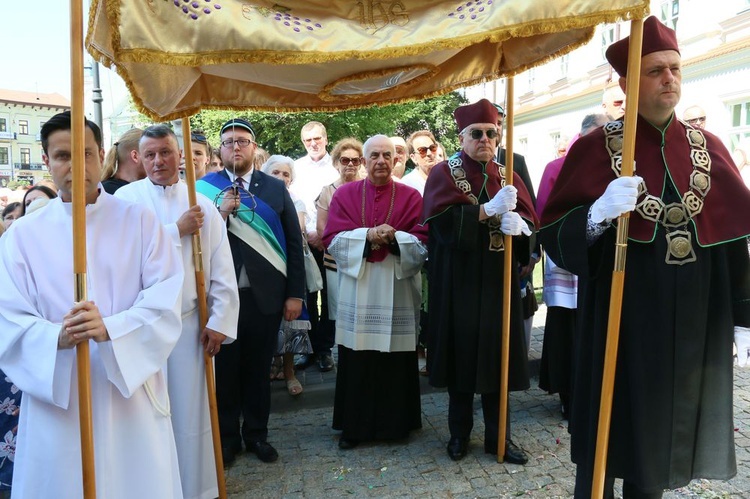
[
  {"xmin": 0, "ymin": 131, "xmax": 14, "ymax": 140},
  {"xmin": 14, "ymin": 162, "xmax": 45, "ymax": 171}
]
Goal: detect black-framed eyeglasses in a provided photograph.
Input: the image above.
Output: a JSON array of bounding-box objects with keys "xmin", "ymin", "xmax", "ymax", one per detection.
[
  {"xmin": 191, "ymin": 132, "xmax": 207, "ymax": 144},
  {"xmin": 686, "ymin": 116, "xmax": 706, "ymax": 125},
  {"xmin": 339, "ymin": 156, "xmax": 363, "ymax": 166},
  {"xmin": 221, "ymin": 138, "xmax": 254, "ymax": 148},
  {"xmin": 416, "ymin": 144, "xmax": 438, "ymax": 156},
  {"xmin": 468, "ymin": 129, "xmax": 499, "ymax": 140}
]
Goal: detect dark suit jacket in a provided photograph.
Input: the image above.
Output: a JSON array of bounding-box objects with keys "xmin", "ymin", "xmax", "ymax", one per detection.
[
  {"xmin": 497, "ymin": 148, "xmax": 540, "ymax": 257},
  {"xmin": 497, "ymin": 148, "xmax": 536, "ymax": 207},
  {"xmin": 219, "ymin": 169, "xmax": 305, "ymax": 315}
]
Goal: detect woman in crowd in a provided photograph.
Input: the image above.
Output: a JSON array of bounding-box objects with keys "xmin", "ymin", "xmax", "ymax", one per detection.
[
  {"xmin": 1, "ymin": 203, "xmax": 21, "ymax": 231},
  {"xmin": 21, "ymin": 185, "xmax": 57, "ymax": 216},
  {"xmin": 100, "ymin": 128, "xmax": 145, "ymax": 194},
  {"xmin": 260, "ymin": 155, "xmax": 313, "ymax": 396},
  {"xmin": 315, "ymin": 138, "xmax": 364, "ymax": 326}
]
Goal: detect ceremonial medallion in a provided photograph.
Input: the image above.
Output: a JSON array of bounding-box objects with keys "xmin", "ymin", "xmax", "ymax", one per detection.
[
  {"xmin": 663, "ymin": 203, "xmax": 687, "ymax": 227},
  {"xmin": 665, "ymin": 230, "xmax": 696, "ymax": 265}
]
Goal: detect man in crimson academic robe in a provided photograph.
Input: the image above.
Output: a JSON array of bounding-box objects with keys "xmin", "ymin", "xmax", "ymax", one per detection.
[
  {"xmin": 540, "ymin": 16, "xmax": 750, "ymax": 498},
  {"xmin": 323, "ymin": 134, "xmax": 427, "ymax": 450},
  {"xmin": 423, "ymin": 99, "xmax": 538, "ymax": 464}
]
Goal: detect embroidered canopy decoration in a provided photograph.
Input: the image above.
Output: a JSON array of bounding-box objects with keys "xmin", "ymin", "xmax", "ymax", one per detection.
[{"xmin": 86, "ymin": 0, "xmax": 649, "ymax": 120}]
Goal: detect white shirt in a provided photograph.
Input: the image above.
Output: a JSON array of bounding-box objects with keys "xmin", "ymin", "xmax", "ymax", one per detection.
[
  {"xmin": 291, "ymin": 153, "xmax": 339, "ymax": 234},
  {"xmin": 400, "ymin": 169, "xmax": 427, "ymax": 196}
]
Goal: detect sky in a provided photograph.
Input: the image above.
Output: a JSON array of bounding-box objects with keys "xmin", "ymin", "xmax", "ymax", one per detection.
[{"xmin": 4, "ymin": 2, "xmax": 128, "ymax": 114}]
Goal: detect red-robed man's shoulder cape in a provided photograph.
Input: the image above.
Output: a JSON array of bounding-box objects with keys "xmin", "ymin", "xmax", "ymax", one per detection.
[
  {"xmin": 422, "ymin": 151, "xmax": 538, "ymax": 227},
  {"xmin": 541, "ymin": 115, "xmax": 750, "ymax": 246}
]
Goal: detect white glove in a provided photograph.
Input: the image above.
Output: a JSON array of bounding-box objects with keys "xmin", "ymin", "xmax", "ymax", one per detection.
[
  {"xmin": 484, "ymin": 185, "xmax": 517, "ymax": 217},
  {"xmin": 590, "ymin": 176, "xmax": 643, "ymax": 224},
  {"xmin": 735, "ymin": 326, "xmax": 750, "ymax": 367},
  {"xmin": 500, "ymin": 211, "xmax": 532, "ymax": 236}
]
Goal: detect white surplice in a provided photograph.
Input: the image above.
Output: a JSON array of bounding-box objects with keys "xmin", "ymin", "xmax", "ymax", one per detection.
[
  {"xmin": 0, "ymin": 192, "xmax": 185, "ymax": 499},
  {"xmin": 116, "ymin": 179, "xmax": 239, "ymax": 499},
  {"xmin": 329, "ymin": 229, "xmax": 427, "ymax": 353}
]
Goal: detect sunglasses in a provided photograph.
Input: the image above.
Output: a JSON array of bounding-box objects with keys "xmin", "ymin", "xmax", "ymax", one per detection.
[
  {"xmin": 416, "ymin": 144, "xmax": 438, "ymax": 156},
  {"xmin": 339, "ymin": 156, "xmax": 363, "ymax": 166},
  {"xmin": 191, "ymin": 133, "xmax": 207, "ymax": 143},
  {"xmin": 468, "ymin": 129, "xmax": 499, "ymax": 140},
  {"xmin": 686, "ymin": 116, "xmax": 706, "ymax": 125}
]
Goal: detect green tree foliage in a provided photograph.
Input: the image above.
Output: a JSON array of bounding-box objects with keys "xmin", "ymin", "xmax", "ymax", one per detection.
[{"xmin": 190, "ymin": 92, "xmax": 467, "ymax": 159}]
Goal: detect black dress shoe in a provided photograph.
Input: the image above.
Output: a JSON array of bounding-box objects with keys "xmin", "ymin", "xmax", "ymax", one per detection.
[
  {"xmin": 294, "ymin": 354, "xmax": 313, "ymax": 370},
  {"xmin": 484, "ymin": 439, "xmax": 528, "ymax": 464},
  {"xmin": 246, "ymin": 440, "xmax": 279, "ymax": 463},
  {"xmin": 221, "ymin": 440, "xmax": 242, "ymax": 467},
  {"xmin": 446, "ymin": 437, "xmax": 468, "ymax": 461},
  {"xmin": 318, "ymin": 352, "xmax": 334, "ymax": 372},
  {"xmin": 503, "ymin": 440, "xmax": 528, "ymax": 465},
  {"xmin": 338, "ymin": 437, "xmax": 359, "ymax": 450}
]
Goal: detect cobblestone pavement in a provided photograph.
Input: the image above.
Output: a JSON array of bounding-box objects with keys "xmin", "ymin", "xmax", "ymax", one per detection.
[{"xmin": 224, "ymin": 307, "xmax": 750, "ymax": 498}]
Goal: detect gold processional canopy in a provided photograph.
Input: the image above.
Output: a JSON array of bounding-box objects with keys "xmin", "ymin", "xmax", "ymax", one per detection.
[{"xmin": 86, "ymin": 0, "xmax": 649, "ymax": 120}]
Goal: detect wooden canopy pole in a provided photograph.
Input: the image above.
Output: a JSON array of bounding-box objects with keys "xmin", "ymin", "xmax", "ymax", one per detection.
[
  {"xmin": 497, "ymin": 76, "xmax": 515, "ymax": 462},
  {"xmin": 180, "ymin": 118, "xmax": 228, "ymax": 499},
  {"xmin": 71, "ymin": 0, "xmax": 96, "ymax": 496},
  {"xmin": 591, "ymin": 18, "xmax": 644, "ymax": 499}
]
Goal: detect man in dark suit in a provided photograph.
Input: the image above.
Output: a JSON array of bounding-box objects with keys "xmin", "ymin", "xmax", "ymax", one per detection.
[{"xmin": 211, "ymin": 118, "xmax": 305, "ymax": 465}]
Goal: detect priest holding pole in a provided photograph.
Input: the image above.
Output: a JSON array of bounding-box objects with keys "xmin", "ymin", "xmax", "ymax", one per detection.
[
  {"xmin": 540, "ymin": 16, "xmax": 750, "ymax": 498},
  {"xmin": 0, "ymin": 111, "xmax": 185, "ymax": 498}
]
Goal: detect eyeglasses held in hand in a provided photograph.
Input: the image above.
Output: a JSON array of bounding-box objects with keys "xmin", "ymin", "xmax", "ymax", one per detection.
[
  {"xmin": 416, "ymin": 144, "xmax": 438, "ymax": 156},
  {"xmin": 339, "ymin": 156, "xmax": 363, "ymax": 166},
  {"xmin": 221, "ymin": 138, "xmax": 254, "ymax": 148},
  {"xmin": 468, "ymin": 129, "xmax": 499, "ymax": 140},
  {"xmin": 686, "ymin": 116, "xmax": 706, "ymax": 125}
]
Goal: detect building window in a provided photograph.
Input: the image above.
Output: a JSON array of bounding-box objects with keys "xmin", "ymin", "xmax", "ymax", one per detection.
[
  {"xmin": 559, "ymin": 54, "xmax": 569, "ymax": 80},
  {"xmin": 527, "ymin": 68, "xmax": 536, "ymax": 92},
  {"xmin": 0, "ymin": 118, "xmax": 6, "ymax": 132},
  {"xmin": 0, "ymin": 147, "xmax": 8, "ymax": 165},
  {"xmin": 519, "ymin": 137, "xmax": 528, "ymax": 157},
  {"xmin": 18, "ymin": 120, "xmax": 29, "ymax": 135},
  {"xmin": 729, "ymin": 100, "xmax": 750, "ymax": 151},
  {"xmin": 660, "ymin": 0, "xmax": 679, "ymax": 31},
  {"xmin": 601, "ymin": 25, "xmax": 616, "ymax": 60},
  {"xmin": 20, "ymin": 148, "xmax": 30, "ymax": 166}
]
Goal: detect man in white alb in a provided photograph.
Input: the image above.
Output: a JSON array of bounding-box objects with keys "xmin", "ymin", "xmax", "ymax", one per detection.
[{"xmin": 116, "ymin": 124, "xmax": 239, "ymax": 499}]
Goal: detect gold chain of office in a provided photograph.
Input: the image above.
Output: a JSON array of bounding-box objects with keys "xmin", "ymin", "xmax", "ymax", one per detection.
[
  {"xmin": 447, "ymin": 154, "xmax": 507, "ymax": 252},
  {"xmin": 603, "ymin": 120, "xmax": 711, "ymax": 265},
  {"xmin": 361, "ymin": 180, "xmax": 396, "ymax": 250}
]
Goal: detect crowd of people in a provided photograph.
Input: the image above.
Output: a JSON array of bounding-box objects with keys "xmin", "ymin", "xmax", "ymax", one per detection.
[{"xmin": 1, "ymin": 16, "xmax": 750, "ymax": 499}]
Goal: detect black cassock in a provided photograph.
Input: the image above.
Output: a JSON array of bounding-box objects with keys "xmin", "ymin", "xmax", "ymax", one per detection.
[
  {"xmin": 541, "ymin": 203, "xmax": 750, "ymax": 493},
  {"xmin": 426, "ymin": 201, "xmax": 531, "ymax": 394}
]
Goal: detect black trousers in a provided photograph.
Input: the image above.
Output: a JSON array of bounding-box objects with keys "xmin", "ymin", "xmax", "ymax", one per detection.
[
  {"xmin": 215, "ymin": 289, "xmax": 282, "ymax": 444},
  {"xmin": 574, "ymin": 466, "xmax": 664, "ymax": 499},
  {"xmin": 448, "ymin": 389, "xmax": 509, "ymax": 447},
  {"xmin": 307, "ymin": 246, "xmax": 335, "ymax": 355}
]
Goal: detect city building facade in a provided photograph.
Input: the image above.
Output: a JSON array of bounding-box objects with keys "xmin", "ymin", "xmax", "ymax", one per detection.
[{"xmin": 0, "ymin": 89, "xmax": 70, "ymax": 186}]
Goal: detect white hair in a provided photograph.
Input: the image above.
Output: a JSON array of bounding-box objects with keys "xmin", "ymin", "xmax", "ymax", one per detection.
[{"xmin": 261, "ymin": 154, "xmax": 296, "ymax": 183}]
